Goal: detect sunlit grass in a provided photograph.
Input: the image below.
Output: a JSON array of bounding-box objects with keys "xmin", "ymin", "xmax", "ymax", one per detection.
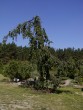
[{"xmin": 0, "ymin": 74, "xmax": 83, "ymax": 110}]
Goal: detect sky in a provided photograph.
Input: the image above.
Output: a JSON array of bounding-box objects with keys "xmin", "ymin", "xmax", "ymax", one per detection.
[{"xmin": 0, "ymin": 0, "xmax": 83, "ymax": 49}]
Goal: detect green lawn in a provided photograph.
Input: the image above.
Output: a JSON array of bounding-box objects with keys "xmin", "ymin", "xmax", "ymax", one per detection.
[{"xmin": 0, "ymin": 74, "xmax": 83, "ymax": 110}]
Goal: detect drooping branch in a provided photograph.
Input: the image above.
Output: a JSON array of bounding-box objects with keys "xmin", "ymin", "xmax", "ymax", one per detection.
[
  {"xmin": 3, "ymin": 16, "xmax": 53, "ymax": 81},
  {"xmin": 3, "ymin": 16, "xmax": 50, "ymax": 48}
]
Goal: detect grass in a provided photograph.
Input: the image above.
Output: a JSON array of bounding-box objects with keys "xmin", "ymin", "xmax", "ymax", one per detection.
[{"xmin": 0, "ymin": 74, "xmax": 83, "ymax": 110}]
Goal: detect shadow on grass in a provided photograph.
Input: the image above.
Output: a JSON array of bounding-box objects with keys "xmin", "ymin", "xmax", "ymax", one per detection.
[
  {"xmin": 0, "ymin": 78, "xmax": 9, "ymax": 82},
  {"xmin": 19, "ymin": 84, "xmax": 73, "ymax": 94},
  {"xmin": 41, "ymin": 107, "xmax": 47, "ymax": 110},
  {"xmin": 55, "ymin": 89, "xmax": 73, "ymax": 94}
]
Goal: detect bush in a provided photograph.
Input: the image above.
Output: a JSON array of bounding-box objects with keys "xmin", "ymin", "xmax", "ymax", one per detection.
[
  {"xmin": 3, "ymin": 60, "xmax": 33, "ymax": 81},
  {"xmin": 0, "ymin": 61, "xmax": 3, "ymax": 74},
  {"xmin": 18, "ymin": 61, "xmax": 33, "ymax": 80},
  {"xmin": 3, "ymin": 61, "xmax": 19, "ymax": 80},
  {"xmin": 34, "ymin": 80, "xmax": 44, "ymax": 90}
]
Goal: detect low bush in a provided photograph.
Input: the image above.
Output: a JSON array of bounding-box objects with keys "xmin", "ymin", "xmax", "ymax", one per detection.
[{"xmin": 3, "ymin": 60, "xmax": 33, "ymax": 81}]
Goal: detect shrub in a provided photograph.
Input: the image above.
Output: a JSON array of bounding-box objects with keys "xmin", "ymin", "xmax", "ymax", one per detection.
[
  {"xmin": 0, "ymin": 61, "xmax": 3, "ymax": 74},
  {"xmin": 3, "ymin": 60, "xmax": 33, "ymax": 81},
  {"xmin": 18, "ymin": 61, "xmax": 33, "ymax": 80},
  {"xmin": 3, "ymin": 60, "xmax": 19, "ymax": 80}
]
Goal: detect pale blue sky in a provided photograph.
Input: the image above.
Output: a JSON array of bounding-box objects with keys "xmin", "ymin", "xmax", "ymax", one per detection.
[{"xmin": 0, "ymin": 0, "xmax": 83, "ymax": 49}]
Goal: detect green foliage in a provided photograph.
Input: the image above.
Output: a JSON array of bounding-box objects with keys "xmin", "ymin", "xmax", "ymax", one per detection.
[
  {"xmin": 3, "ymin": 16, "xmax": 54, "ymax": 83},
  {"xmin": 18, "ymin": 61, "xmax": 33, "ymax": 80},
  {"xmin": 3, "ymin": 61, "xmax": 19, "ymax": 80},
  {"xmin": 34, "ymin": 80, "xmax": 45, "ymax": 90},
  {"xmin": 0, "ymin": 61, "xmax": 3, "ymax": 74},
  {"xmin": 3, "ymin": 61, "xmax": 33, "ymax": 80}
]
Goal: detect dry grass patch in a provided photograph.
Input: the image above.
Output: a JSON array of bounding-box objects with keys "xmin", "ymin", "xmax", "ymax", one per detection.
[{"xmin": 0, "ymin": 74, "xmax": 83, "ymax": 110}]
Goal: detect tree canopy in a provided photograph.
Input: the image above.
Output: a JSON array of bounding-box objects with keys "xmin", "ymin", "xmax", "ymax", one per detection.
[{"xmin": 3, "ymin": 16, "xmax": 54, "ymax": 81}]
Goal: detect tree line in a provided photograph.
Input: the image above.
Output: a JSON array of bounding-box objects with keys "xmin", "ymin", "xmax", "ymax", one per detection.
[
  {"xmin": 0, "ymin": 43, "xmax": 83, "ymax": 82},
  {"xmin": 0, "ymin": 43, "xmax": 83, "ymax": 64}
]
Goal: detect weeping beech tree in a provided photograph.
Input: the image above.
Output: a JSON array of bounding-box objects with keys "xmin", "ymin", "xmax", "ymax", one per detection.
[{"xmin": 3, "ymin": 16, "xmax": 54, "ymax": 81}]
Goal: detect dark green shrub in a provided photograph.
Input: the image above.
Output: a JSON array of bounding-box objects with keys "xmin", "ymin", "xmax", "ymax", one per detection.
[
  {"xmin": 0, "ymin": 61, "xmax": 3, "ymax": 74},
  {"xmin": 3, "ymin": 60, "xmax": 33, "ymax": 81},
  {"xmin": 18, "ymin": 61, "xmax": 33, "ymax": 80},
  {"xmin": 34, "ymin": 80, "xmax": 44, "ymax": 90},
  {"xmin": 3, "ymin": 60, "xmax": 19, "ymax": 80}
]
